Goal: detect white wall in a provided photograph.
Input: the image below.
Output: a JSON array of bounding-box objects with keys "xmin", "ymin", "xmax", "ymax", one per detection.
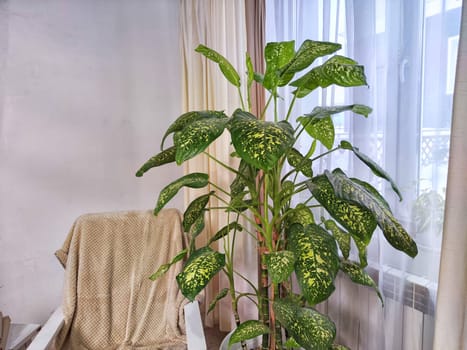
[{"xmin": 0, "ymin": 0, "xmax": 183, "ymax": 323}]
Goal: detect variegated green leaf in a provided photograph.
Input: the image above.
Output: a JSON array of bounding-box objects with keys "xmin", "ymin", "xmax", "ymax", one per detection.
[
  {"xmin": 263, "ymin": 41, "xmax": 296, "ymax": 90},
  {"xmin": 149, "ymin": 249, "xmax": 187, "ymax": 281},
  {"xmin": 189, "ymin": 214, "xmax": 205, "ymax": 239},
  {"xmin": 161, "ymin": 110, "xmax": 227, "ymax": 149},
  {"xmin": 297, "ymin": 116, "xmax": 335, "ymax": 150},
  {"xmin": 228, "ymin": 320, "xmax": 269, "ymax": 348},
  {"xmin": 136, "ymin": 146, "xmax": 176, "ymax": 177},
  {"xmin": 176, "ymin": 247, "xmax": 225, "ymax": 301},
  {"xmin": 208, "ymin": 222, "xmax": 243, "ymax": 244},
  {"xmin": 326, "ymin": 169, "xmax": 417, "ymax": 258},
  {"xmin": 350, "ymin": 178, "xmax": 392, "ymax": 213},
  {"xmin": 351, "ymin": 233, "xmax": 368, "ymax": 267},
  {"xmin": 291, "ymin": 55, "xmax": 367, "ymax": 98},
  {"xmin": 280, "ymin": 40, "xmax": 342, "ymax": 76},
  {"xmin": 287, "ymin": 148, "xmax": 313, "ymax": 177},
  {"xmin": 324, "ymin": 219, "xmax": 350, "ymax": 259},
  {"xmin": 340, "ymin": 260, "xmax": 383, "ymax": 305},
  {"xmin": 284, "ymin": 203, "xmax": 315, "ymax": 228},
  {"xmin": 274, "ymin": 299, "xmax": 336, "ymax": 350},
  {"xmin": 230, "ymin": 160, "xmax": 257, "ymax": 197},
  {"xmin": 195, "ymin": 44, "xmax": 241, "ymax": 87},
  {"xmin": 229, "ymin": 109, "xmax": 295, "ymax": 170},
  {"xmin": 154, "ymin": 173, "xmax": 209, "ymax": 214},
  {"xmin": 302, "ymin": 104, "xmax": 372, "ymax": 121},
  {"xmin": 280, "ymin": 181, "xmax": 295, "ymax": 207},
  {"xmin": 288, "ymin": 224, "xmax": 339, "ymax": 305},
  {"xmin": 175, "ymin": 117, "xmax": 228, "ymax": 165},
  {"xmin": 331, "ymin": 345, "xmax": 351, "ymax": 350},
  {"xmin": 284, "ymin": 337, "xmax": 301, "ymax": 349},
  {"xmin": 265, "ymin": 250, "xmax": 296, "ymax": 284},
  {"xmin": 208, "ymin": 288, "xmax": 229, "ymax": 314},
  {"xmin": 246, "ymin": 52, "xmax": 254, "ymax": 90},
  {"xmin": 229, "ymin": 197, "xmax": 255, "ymax": 213},
  {"xmin": 183, "ymin": 192, "xmax": 213, "ymax": 232},
  {"xmin": 307, "ymin": 175, "xmax": 377, "ymax": 244},
  {"xmin": 340, "ymin": 140, "xmax": 402, "ymax": 201}
]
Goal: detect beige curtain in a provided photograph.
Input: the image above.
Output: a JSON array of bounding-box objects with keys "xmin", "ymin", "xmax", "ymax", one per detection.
[
  {"xmin": 433, "ymin": 3, "xmax": 467, "ymax": 349},
  {"xmin": 180, "ymin": 0, "xmax": 258, "ymax": 331}
]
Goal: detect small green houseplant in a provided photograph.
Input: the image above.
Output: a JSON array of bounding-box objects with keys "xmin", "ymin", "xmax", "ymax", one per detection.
[{"xmin": 136, "ymin": 39, "xmax": 418, "ymax": 350}]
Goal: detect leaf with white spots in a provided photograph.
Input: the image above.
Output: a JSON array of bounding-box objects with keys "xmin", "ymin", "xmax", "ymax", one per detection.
[
  {"xmin": 176, "ymin": 247, "xmax": 225, "ymax": 301},
  {"xmin": 229, "ymin": 109, "xmax": 295, "ymax": 170},
  {"xmin": 287, "ymin": 224, "xmax": 340, "ymax": 305}
]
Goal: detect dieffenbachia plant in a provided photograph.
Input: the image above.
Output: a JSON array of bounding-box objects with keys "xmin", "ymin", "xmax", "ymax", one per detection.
[{"xmin": 136, "ymin": 39, "xmax": 418, "ymax": 350}]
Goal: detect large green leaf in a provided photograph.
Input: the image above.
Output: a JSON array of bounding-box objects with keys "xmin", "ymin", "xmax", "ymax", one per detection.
[
  {"xmin": 307, "ymin": 175, "xmax": 377, "ymax": 244},
  {"xmin": 324, "ymin": 219, "xmax": 350, "ymax": 260},
  {"xmin": 154, "ymin": 173, "xmax": 209, "ymax": 214},
  {"xmin": 326, "ymin": 169, "xmax": 417, "ymax": 257},
  {"xmin": 183, "ymin": 192, "xmax": 212, "ymax": 232},
  {"xmin": 161, "ymin": 110, "xmax": 227, "ymax": 149},
  {"xmin": 208, "ymin": 222, "xmax": 243, "ymax": 245},
  {"xmin": 175, "ymin": 117, "xmax": 228, "ymax": 164},
  {"xmin": 229, "ymin": 109, "xmax": 295, "ymax": 170},
  {"xmin": 263, "ymin": 41, "xmax": 296, "ymax": 90},
  {"xmin": 149, "ymin": 249, "xmax": 187, "ymax": 281},
  {"xmin": 280, "ymin": 40, "xmax": 342, "ymax": 76},
  {"xmin": 208, "ymin": 288, "xmax": 229, "ymax": 314},
  {"xmin": 291, "ymin": 55, "xmax": 367, "ymax": 98},
  {"xmin": 340, "ymin": 260, "xmax": 383, "ymax": 305},
  {"xmin": 287, "ymin": 148, "xmax": 313, "ymax": 177},
  {"xmin": 340, "ymin": 140, "xmax": 402, "ymax": 201},
  {"xmin": 350, "ymin": 177, "xmax": 392, "ymax": 213},
  {"xmin": 176, "ymin": 247, "xmax": 225, "ymax": 301},
  {"xmin": 274, "ymin": 299, "xmax": 336, "ymax": 350},
  {"xmin": 135, "ymin": 146, "xmax": 177, "ymax": 177},
  {"xmin": 195, "ymin": 44, "xmax": 241, "ymax": 87},
  {"xmin": 287, "ymin": 224, "xmax": 340, "ymax": 305},
  {"xmin": 265, "ymin": 250, "xmax": 296, "ymax": 284},
  {"xmin": 228, "ymin": 320, "xmax": 269, "ymax": 348}
]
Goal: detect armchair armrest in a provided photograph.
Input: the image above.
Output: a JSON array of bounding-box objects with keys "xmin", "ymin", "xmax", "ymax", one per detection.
[{"xmin": 27, "ymin": 308, "xmax": 64, "ymax": 350}]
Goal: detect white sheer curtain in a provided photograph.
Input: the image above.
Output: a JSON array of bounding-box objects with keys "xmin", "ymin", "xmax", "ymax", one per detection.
[
  {"xmin": 179, "ymin": 0, "xmax": 257, "ymax": 331},
  {"xmin": 266, "ymin": 0, "xmax": 463, "ymax": 348}
]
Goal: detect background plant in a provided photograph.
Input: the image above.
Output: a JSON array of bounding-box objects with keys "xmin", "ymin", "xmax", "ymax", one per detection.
[{"xmin": 137, "ymin": 39, "xmax": 418, "ymax": 350}]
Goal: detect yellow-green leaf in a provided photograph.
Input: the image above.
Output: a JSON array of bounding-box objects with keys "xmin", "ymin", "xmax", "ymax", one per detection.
[
  {"xmin": 208, "ymin": 222, "xmax": 243, "ymax": 245},
  {"xmin": 228, "ymin": 320, "xmax": 269, "ymax": 348},
  {"xmin": 341, "ymin": 260, "xmax": 383, "ymax": 305},
  {"xmin": 324, "ymin": 219, "xmax": 351, "ymax": 260},
  {"xmin": 284, "ymin": 203, "xmax": 315, "ymax": 229},
  {"xmin": 287, "ymin": 148, "xmax": 313, "ymax": 177},
  {"xmin": 136, "ymin": 146, "xmax": 176, "ymax": 177},
  {"xmin": 183, "ymin": 192, "xmax": 213, "ymax": 232},
  {"xmin": 263, "ymin": 41, "xmax": 296, "ymax": 90},
  {"xmin": 208, "ymin": 288, "xmax": 229, "ymax": 314},
  {"xmin": 265, "ymin": 250, "xmax": 296, "ymax": 284},
  {"xmin": 149, "ymin": 249, "xmax": 187, "ymax": 281},
  {"xmin": 195, "ymin": 44, "xmax": 241, "ymax": 87}
]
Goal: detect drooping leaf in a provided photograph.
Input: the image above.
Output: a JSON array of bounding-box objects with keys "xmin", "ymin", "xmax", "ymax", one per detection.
[
  {"xmin": 230, "ymin": 159, "xmax": 258, "ymax": 197},
  {"xmin": 350, "ymin": 178, "xmax": 392, "ymax": 213},
  {"xmin": 176, "ymin": 247, "xmax": 225, "ymax": 301},
  {"xmin": 274, "ymin": 298, "xmax": 336, "ymax": 350},
  {"xmin": 324, "ymin": 219, "xmax": 351, "ymax": 259},
  {"xmin": 208, "ymin": 288, "xmax": 229, "ymax": 314},
  {"xmin": 291, "ymin": 55, "xmax": 367, "ymax": 98},
  {"xmin": 302, "ymin": 104, "xmax": 372, "ymax": 121},
  {"xmin": 161, "ymin": 110, "xmax": 227, "ymax": 149},
  {"xmin": 195, "ymin": 44, "xmax": 241, "ymax": 87},
  {"xmin": 340, "ymin": 260, "xmax": 383, "ymax": 305},
  {"xmin": 189, "ymin": 213, "xmax": 205, "ymax": 239},
  {"xmin": 351, "ymin": 233, "xmax": 368, "ymax": 267},
  {"xmin": 307, "ymin": 175, "xmax": 377, "ymax": 244},
  {"xmin": 263, "ymin": 41, "xmax": 296, "ymax": 90},
  {"xmin": 154, "ymin": 173, "xmax": 209, "ymax": 214},
  {"xmin": 228, "ymin": 320, "xmax": 269, "ymax": 348},
  {"xmin": 340, "ymin": 140, "xmax": 402, "ymax": 201},
  {"xmin": 136, "ymin": 146, "xmax": 177, "ymax": 177},
  {"xmin": 287, "ymin": 224, "xmax": 339, "ymax": 305},
  {"xmin": 280, "ymin": 40, "xmax": 342, "ymax": 76},
  {"xmin": 265, "ymin": 250, "xmax": 296, "ymax": 284},
  {"xmin": 284, "ymin": 203, "xmax": 315, "ymax": 228},
  {"xmin": 175, "ymin": 117, "xmax": 228, "ymax": 165},
  {"xmin": 229, "ymin": 109, "xmax": 295, "ymax": 170},
  {"xmin": 297, "ymin": 116, "xmax": 335, "ymax": 150},
  {"xmin": 208, "ymin": 222, "xmax": 243, "ymax": 245},
  {"xmin": 326, "ymin": 169, "xmax": 417, "ymax": 257},
  {"xmin": 183, "ymin": 192, "xmax": 213, "ymax": 232},
  {"xmin": 287, "ymin": 148, "xmax": 313, "ymax": 177},
  {"xmin": 149, "ymin": 249, "xmax": 187, "ymax": 281}
]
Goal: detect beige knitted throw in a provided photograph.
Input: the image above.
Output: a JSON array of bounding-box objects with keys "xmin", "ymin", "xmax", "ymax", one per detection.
[{"xmin": 53, "ymin": 209, "xmax": 188, "ymax": 350}]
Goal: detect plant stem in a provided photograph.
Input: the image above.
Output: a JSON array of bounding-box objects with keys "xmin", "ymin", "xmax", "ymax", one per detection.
[
  {"xmin": 260, "ymin": 93, "xmax": 273, "ymax": 121},
  {"xmin": 237, "ymin": 86, "xmax": 246, "ymax": 111},
  {"xmin": 285, "ymin": 94, "xmax": 298, "ymax": 122},
  {"xmin": 203, "ymin": 151, "xmax": 239, "ymax": 175}
]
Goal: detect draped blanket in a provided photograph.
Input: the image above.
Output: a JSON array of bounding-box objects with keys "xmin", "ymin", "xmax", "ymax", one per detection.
[{"xmin": 54, "ymin": 209, "xmax": 188, "ymax": 350}]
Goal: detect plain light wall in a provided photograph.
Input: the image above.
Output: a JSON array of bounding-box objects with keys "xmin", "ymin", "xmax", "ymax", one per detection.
[{"xmin": 0, "ymin": 0, "xmax": 183, "ymax": 323}]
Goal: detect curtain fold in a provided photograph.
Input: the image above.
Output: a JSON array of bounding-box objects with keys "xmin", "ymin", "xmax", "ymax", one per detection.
[
  {"xmin": 179, "ymin": 0, "xmax": 257, "ymax": 331},
  {"xmin": 433, "ymin": 3, "xmax": 467, "ymax": 349}
]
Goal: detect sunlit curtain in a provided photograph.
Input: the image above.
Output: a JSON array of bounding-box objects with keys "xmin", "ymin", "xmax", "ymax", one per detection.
[
  {"xmin": 179, "ymin": 0, "xmax": 257, "ymax": 331},
  {"xmin": 266, "ymin": 0, "xmax": 463, "ymax": 348},
  {"xmin": 434, "ymin": 2, "xmax": 467, "ymax": 349}
]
